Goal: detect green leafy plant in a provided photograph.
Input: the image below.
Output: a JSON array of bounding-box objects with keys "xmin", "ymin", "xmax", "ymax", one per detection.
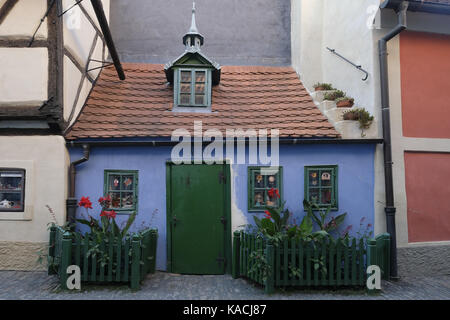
[
  {"xmin": 75, "ymin": 195, "xmax": 138, "ymax": 267},
  {"xmin": 324, "ymin": 90, "xmax": 345, "ymax": 101},
  {"xmin": 253, "ymin": 188, "xmax": 290, "ymax": 238},
  {"xmin": 341, "ymin": 107, "xmax": 374, "ymax": 137},
  {"xmin": 356, "ymin": 108, "xmax": 374, "ymax": 135},
  {"xmin": 248, "ymin": 248, "xmax": 271, "ymax": 283},
  {"xmin": 76, "ymin": 195, "xmax": 137, "ymax": 241},
  {"xmin": 303, "ymin": 199, "xmax": 347, "ymax": 233},
  {"xmin": 335, "ymin": 96, "xmax": 354, "ymax": 103},
  {"xmin": 313, "ymin": 82, "xmax": 334, "ymax": 91}
]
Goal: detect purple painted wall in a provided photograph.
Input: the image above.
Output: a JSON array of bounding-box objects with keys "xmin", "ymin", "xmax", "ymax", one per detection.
[{"xmin": 69, "ymin": 143, "xmax": 375, "ymax": 271}]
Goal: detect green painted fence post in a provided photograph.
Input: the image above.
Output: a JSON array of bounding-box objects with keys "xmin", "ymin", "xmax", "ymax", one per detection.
[
  {"xmin": 130, "ymin": 234, "xmax": 141, "ymax": 290},
  {"xmin": 366, "ymin": 239, "xmax": 378, "ymax": 294},
  {"xmin": 232, "ymin": 231, "xmax": 240, "ymax": 279},
  {"xmin": 149, "ymin": 230, "xmax": 158, "ymax": 274},
  {"xmin": 367, "ymin": 239, "xmax": 377, "ymax": 270},
  {"xmin": 265, "ymin": 242, "xmax": 275, "ymax": 294},
  {"xmin": 60, "ymin": 231, "xmax": 72, "ymax": 290},
  {"xmin": 48, "ymin": 226, "xmax": 57, "ymax": 275}
]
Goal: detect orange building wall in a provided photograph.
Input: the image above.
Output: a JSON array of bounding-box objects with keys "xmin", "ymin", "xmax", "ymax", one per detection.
[
  {"xmin": 404, "ymin": 152, "xmax": 450, "ymax": 242},
  {"xmin": 400, "ymin": 31, "xmax": 450, "ymax": 139}
]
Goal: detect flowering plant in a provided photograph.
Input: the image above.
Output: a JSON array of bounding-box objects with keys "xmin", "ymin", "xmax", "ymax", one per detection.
[{"xmin": 76, "ymin": 195, "xmax": 136, "ymax": 240}]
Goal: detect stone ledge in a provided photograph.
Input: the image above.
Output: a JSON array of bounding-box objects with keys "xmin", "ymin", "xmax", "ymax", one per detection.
[
  {"xmin": 0, "ymin": 241, "xmax": 47, "ymax": 271},
  {"xmin": 398, "ymin": 245, "xmax": 450, "ymax": 277}
]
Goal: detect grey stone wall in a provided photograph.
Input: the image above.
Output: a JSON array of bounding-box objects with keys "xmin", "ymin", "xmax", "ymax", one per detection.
[
  {"xmin": 110, "ymin": 0, "xmax": 291, "ymax": 66},
  {"xmin": 398, "ymin": 245, "xmax": 450, "ymax": 277}
]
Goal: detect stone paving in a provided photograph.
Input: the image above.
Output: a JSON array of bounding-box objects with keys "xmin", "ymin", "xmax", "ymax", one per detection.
[{"xmin": 0, "ymin": 271, "xmax": 449, "ymax": 300}]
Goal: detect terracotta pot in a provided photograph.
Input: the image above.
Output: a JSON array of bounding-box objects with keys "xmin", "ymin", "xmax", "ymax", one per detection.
[
  {"xmin": 314, "ymin": 86, "xmax": 325, "ymax": 91},
  {"xmin": 336, "ymin": 99, "xmax": 354, "ymax": 108},
  {"xmin": 343, "ymin": 112, "xmax": 359, "ymax": 121}
]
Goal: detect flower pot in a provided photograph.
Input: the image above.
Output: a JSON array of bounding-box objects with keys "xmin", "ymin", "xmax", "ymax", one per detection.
[
  {"xmin": 336, "ymin": 99, "xmax": 354, "ymax": 108},
  {"xmin": 343, "ymin": 112, "xmax": 359, "ymax": 121},
  {"xmin": 314, "ymin": 86, "xmax": 325, "ymax": 91}
]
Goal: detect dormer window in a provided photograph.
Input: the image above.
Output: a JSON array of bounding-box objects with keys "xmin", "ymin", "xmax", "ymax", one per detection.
[
  {"xmin": 164, "ymin": 3, "xmax": 221, "ymax": 110},
  {"xmin": 175, "ymin": 68, "xmax": 211, "ymax": 107}
]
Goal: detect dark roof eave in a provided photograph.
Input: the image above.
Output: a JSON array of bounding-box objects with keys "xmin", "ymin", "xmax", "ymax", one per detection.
[
  {"xmin": 66, "ymin": 137, "xmax": 384, "ymax": 147},
  {"xmin": 381, "ymin": 0, "xmax": 450, "ymax": 15}
]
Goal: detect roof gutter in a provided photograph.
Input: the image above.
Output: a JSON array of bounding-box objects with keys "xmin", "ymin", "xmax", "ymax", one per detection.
[
  {"xmin": 66, "ymin": 138, "xmax": 383, "ymax": 147},
  {"xmin": 90, "ymin": 0, "xmax": 125, "ymax": 80},
  {"xmin": 381, "ymin": 0, "xmax": 450, "ymax": 15},
  {"xmin": 378, "ymin": 0, "xmax": 409, "ymax": 280}
]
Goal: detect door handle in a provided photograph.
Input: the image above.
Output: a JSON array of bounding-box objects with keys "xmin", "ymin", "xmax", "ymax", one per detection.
[{"xmin": 173, "ymin": 215, "xmax": 178, "ymax": 226}]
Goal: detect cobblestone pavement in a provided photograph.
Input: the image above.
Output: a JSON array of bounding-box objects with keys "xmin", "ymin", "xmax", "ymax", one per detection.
[{"xmin": 0, "ymin": 271, "xmax": 449, "ymax": 300}]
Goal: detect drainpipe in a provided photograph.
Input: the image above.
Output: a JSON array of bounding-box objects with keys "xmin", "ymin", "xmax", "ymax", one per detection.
[
  {"xmin": 378, "ymin": 0, "xmax": 409, "ymax": 280},
  {"xmin": 66, "ymin": 144, "xmax": 90, "ymax": 223}
]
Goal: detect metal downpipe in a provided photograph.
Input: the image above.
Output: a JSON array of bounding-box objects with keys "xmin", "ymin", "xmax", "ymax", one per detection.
[{"xmin": 378, "ymin": 0, "xmax": 409, "ymax": 280}]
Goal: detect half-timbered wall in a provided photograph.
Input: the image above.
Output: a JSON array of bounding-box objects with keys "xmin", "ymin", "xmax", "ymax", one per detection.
[{"xmin": 0, "ymin": 0, "xmax": 110, "ymax": 270}]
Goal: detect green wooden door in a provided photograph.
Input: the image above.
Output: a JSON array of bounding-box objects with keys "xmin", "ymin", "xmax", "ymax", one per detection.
[{"xmin": 167, "ymin": 163, "xmax": 229, "ymax": 274}]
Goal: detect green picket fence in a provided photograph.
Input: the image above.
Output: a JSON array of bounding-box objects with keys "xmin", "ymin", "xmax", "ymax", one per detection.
[
  {"xmin": 232, "ymin": 231, "xmax": 390, "ymax": 294},
  {"xmin": 48, "ymin": 225, "xmax": 158, "ymax": 290}
]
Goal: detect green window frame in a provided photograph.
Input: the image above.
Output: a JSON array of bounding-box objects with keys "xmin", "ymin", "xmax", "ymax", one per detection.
[
  {"xmin": 103, "ymin": 170, "xmax": 138, "ymax": 214},
  {"xmin": 304, "ymin": 165, "xmax": 338, "ymax": 210},
  {"xmin": 175, "ymin": 68, "xmax": 211, "ymax": 107},
  {"xmin": 248, "ymin": 166, "xmax": 283, "ymax": 212}
]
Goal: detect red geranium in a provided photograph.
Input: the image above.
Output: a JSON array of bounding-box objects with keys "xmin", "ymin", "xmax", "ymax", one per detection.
[
  {"xmin": 78, "ymin": 196, "xmax": 92, "ymax": 209},
  {"xmin": 100, "ymin": 210, "xmax": 117, "ymax": 219},
  {"xmin": 98, "ymin": 195, "xmax": 112, "ymax": 208},
  {"xmin": 264, "ymin": 210, "xmax": 272, "ymax": 219}
]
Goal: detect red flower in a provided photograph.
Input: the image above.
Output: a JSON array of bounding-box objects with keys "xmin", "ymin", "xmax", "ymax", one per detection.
[
  {"xmin": 100, "ymin": 210, "xmax": 117, "ymax": 219},
  {"xmin": 98, "ymin": 194, "xmax": 112, "ymax": 209},
  {"xmin": 78, "ymin": 196, "xmax": 92, "ymax": 209},
  {"xmin": 268, "ymin": 188, "xmax": 280, "ymax": 199},
  {"xmin": 264, "ymin": 210, "xmax": 272, "ymax": 219}
]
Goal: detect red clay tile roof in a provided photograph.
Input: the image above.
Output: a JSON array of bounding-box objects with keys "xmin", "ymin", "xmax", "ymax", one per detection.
[{"xmin": 65, "ymin": 63, "xmax": 340, "ymax": 140}]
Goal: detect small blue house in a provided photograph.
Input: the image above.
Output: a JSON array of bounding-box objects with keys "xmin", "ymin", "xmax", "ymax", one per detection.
[{"xmin": 65, "ymin": 6, "xmax": 378, "ymax": 274}]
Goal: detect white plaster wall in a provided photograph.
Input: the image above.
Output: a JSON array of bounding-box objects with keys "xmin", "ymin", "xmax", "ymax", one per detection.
[
  {"xmin": 62, "ymin": 0, "xmax": 110, "ymax": 122},
  {"xmin": 321, "ymin": 0, "xmax": 381, "ymax": 117},
  {"xmin": 291, "ymin": 0, "xmax": 324, "ymax": 91},
  {"xmin": 0, "ymin": 136, "xmax": 69, "ymax": 242},
  {"xmin": 63, "ymin": 54, "xmax": 83, "ymax": 120},
  {"xmin": 0, "ymin": 0, "xmax": 48, "ymax": 39},
  {"xmin": 291, "ymin": 0, "xmax": 387, "ymax": 236},
  {"xmin": 0, "ymin": 48, "xmax": 48, "ymax": 104}
]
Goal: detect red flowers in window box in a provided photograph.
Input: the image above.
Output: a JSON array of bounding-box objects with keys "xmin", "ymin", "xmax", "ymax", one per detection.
[{"xmin": 78, "ymin": 196, "xmax": 92, "ymax": 209}]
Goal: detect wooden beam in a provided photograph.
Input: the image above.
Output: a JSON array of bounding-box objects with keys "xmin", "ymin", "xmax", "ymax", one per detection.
[
  {"xmin": 0, "ymin": 0, "xmax": 19, "ymax": 25},
  {"xmin": 0, "ymin": 38, "xmax": 48, "ymax": 48},
  {"xmin": 64, "ymin": 47, "xmax": 95, "ymax": 83}
]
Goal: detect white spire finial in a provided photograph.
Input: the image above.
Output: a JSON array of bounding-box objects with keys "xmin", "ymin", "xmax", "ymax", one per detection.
[{"xmin": 189, "ymin": 2, "xmax": 198, "ymax": 33}]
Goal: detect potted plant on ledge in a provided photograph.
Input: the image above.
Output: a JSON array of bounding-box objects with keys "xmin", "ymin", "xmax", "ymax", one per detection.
[
  {"xmin": 342, "ymin": 108, "xmax": 374, "ymax": 137},
  {"xmin": 336, "ymin": 96, "xmax": 355, "ymax": 108},
  {"xmin": 324, "ymin": 90, "xmax": 345, "ymax": 101},
  {"xmin": 313, "ymin": 83, "xmax": 334, "ymax": 91}
]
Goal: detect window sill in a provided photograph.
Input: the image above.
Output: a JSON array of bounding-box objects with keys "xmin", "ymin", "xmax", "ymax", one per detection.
[{"xmin": 0, "ymin": 205, "xmax": 33, "ymax": 221}]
